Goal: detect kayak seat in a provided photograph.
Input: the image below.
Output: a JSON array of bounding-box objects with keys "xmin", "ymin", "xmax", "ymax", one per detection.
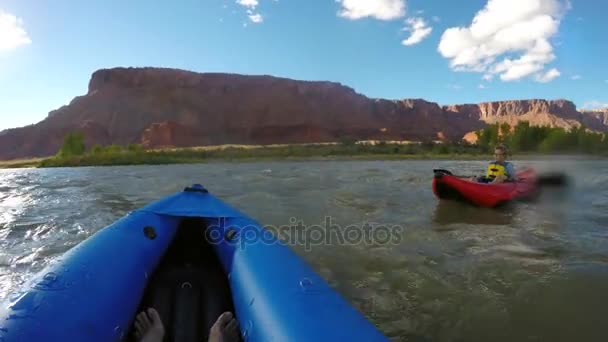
[{"xmin": 132, "ymin": 218, "xmax": 234, "ymax": 342}]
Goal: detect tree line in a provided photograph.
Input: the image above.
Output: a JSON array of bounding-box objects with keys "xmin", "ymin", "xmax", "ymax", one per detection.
[
  {"xmin": 47, "ymin": 123, "xmax": 607, "ymax": 167},
  {"xmin": 57, "ymin": 132, "xmax": 144, "ymax": 157},
  {"xmin": 476, "ymin": 122, "xmax": 608, "ymax": 154}
]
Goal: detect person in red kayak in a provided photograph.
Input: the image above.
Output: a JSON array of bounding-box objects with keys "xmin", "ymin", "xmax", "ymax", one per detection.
[{"xmin": 476, "ymin": 143, "xmax": 516, "ymax": 183}]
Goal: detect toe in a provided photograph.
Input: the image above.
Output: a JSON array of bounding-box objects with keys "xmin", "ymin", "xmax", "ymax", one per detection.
[
  {"xmin": 141, "ymin": 312, "xmax": 152, "ymax": 331},
  {"xmin": 225, "ymin": 319, "xmax": 240, "ymax": 340},
  {"xmin": 136, "ymin": 312, "xmax": 144, "ymax": 323},
  {"xmin": 135, "ymin": 314, "xmax": 144, "ymax": 330},
  {"xmin": 215, "ymin": 311, "xmax": 234, "ymax": 328},
  {"xmin": 225, "ymin": 318, "xmax": 238, "ymax": 332},
  {"xmin": 134, "ymin": 321, "xmax": 143, "ymax": 336},
  {"xmin": 147, "ymin": 308, "xmax": 162, "ymax": 326}
]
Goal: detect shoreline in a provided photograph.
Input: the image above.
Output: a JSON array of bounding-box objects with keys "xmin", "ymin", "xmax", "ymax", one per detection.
[
  {"xmin": 0, "ymin": 158, "xmax": 46, "ymax": 169},
  {"xmin": 1, "ymin": 151, "xmax": 604, "ymax": 170}
]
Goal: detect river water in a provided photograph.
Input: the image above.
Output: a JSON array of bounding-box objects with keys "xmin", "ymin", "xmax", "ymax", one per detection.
[{"xmin": 1, "ymin": 159, "xmax": 607, "ymax": 341}]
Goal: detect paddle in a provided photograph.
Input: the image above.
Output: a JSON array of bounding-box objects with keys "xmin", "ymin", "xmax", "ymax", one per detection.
[
  {"xmin": 536, "ymin": 172, "xmax": 570, "ymax": 186},
  {"xmin": 432, "ymin": 168, "xmax": 570, "ymax": 187}
]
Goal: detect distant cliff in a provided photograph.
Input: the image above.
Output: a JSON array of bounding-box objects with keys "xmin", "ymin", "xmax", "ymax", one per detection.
[
  {"xmin": 580, "ymin": 109, "xmax": 608, "ymax": 131},
  {"xmin": 0, "ymin": 67, "xmax": 606, "ymax": 159}
]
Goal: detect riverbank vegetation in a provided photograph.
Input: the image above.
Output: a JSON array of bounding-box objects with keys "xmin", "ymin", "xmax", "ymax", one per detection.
[
  {"xmin": 37, "ymin": 135, "xmax": 486, "ymax": 168},
  {"xmin": 1, "ymin": 122, "xmax": 606, "ymax": 168},
  {"xmin": 477, "ymin": 122, "xmax": 608, "ymax": 154},
  {"xmin": 0, "ymin": 158, "xmax": 46, "ymax": 169}
]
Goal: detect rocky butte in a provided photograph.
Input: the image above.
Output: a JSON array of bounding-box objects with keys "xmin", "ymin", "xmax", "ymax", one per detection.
[{"xmin": 0, "ymin": 67, "xmax": 606, "ymax": 160}]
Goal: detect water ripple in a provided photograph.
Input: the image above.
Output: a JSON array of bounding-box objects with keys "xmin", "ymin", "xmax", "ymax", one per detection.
[{"xmin": 0, "ymin": 160, "xmax": 607, "ymax": 340}]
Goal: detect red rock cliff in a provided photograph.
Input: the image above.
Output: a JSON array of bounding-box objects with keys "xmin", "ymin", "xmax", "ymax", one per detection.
[
  {"xmin": 0, "ymin": 67, "xmax": 606, "ymax": 159},
  {"xmin": 444, "ymin": 99, "xmax": 583, "ymax": 128},
  {"xmin": 580, "ymin": 109, "xmax": 608, "ymax": 131}
]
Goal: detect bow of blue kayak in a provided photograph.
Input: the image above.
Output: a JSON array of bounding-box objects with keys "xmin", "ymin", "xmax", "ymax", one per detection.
[{"xmin": 0, "ymin": 185, "xmax": 388, "ymax": 341}]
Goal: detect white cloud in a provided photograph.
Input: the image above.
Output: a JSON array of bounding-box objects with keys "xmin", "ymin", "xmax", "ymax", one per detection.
[
  {"xmin": 236, "ymin": 0, "xmax": 258, "ymax": 9},
  {"xmin": 401, "ymin": 17, "xmax": 432, "ymax": 46},
  {"xmin": 478, "ymin": 84, "xmax": 486, "ymax": 89},
  {"xmin": 248, "ymin": 12, "xmax": 263, "ymax": 23},
  {"xmin": 236, "ymin": 0, "xmax": 264, "ymax": 24},
  {"xmin": 582, "ymin": 101, "xmax": 608, "ymax": 110},
  {"xmin": 432, "ymin": 16, "xmax": 440, "ymax": 23},
  {"xmin": 337, "ymin": 0, "xmax": 406, "ymax": 21},
  {"xmin": 535, "ymin": 68, "xmax": 560, "ymax": 82},
  {"xmin": 0, "ymin": 10, "xmax": 31, "ymax": 51},
  {"xmin": 438, "ymin": 0, "xmax": 568, "ymax": 83},
  {"xmin": 571, "ymin": 74, "xmax": 581, "ymax": 80},
  {"xmin": 448, "ymin": 84, "xmax": 462, "ymax": 90}
]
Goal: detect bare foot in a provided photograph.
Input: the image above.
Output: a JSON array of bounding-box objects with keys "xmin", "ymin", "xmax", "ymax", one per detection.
[
  {"xmin": 208, "ymin": 311, "xmax": 240, "ymax": 342},
  {"xmin": 134, "ymin": 308, "xmax": 165, "ymax": 342}
]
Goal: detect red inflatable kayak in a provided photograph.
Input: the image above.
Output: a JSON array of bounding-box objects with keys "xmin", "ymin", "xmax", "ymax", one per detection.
[{"xmin": 432, "ymin": 168, "xmax": 538, "ymax": 207}]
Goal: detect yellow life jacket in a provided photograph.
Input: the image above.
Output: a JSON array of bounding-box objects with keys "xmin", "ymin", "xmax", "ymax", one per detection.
[{"xmin": 486, "ymin": 163, "xmax": 507, "ymax": 180}]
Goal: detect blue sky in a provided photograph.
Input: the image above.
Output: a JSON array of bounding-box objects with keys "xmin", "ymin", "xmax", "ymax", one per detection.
[{"xmin": 0, "ymin": 0, "xmax": 606, "ymax": 130}]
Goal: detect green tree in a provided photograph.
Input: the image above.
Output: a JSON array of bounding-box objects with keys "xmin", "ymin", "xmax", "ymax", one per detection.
[
  {"xmin": 499, "ymin": 123, "xmax": 511, "ymax": 145},
  {"xmin": 105, "ymin": 144, "xmax": 124, "ymax": 154},
  {"xmin": 127, "ymin": 144, "xmax": 144, "ymax": 153},
  {"xmin": 339, "ymin": 136, "xmax": 357, "ymax": 146},
  {"xmin": 477, "ymin": 124, "xmax": 499, "ymax": 152},
  {"xmin": 57, "ymin": 132, "xmax": 86, "ymax": 157},
  {"xmin": 432, "ymin": 143, "xmax": 450, "ymax": 154},
  {"xmin": 601, "ymin": 134, "xmax": 608, "ymax": 153},
  {"xmin": 91, "ymin": 144, "xmax": 104, "ymax": 155},
  {"xmin": 576, "ymin": 128, "xmax": 602, "ymax": 153},
  {"xmin": 538, "ymin": 129, "xmax": 567, "ymax": 152}
]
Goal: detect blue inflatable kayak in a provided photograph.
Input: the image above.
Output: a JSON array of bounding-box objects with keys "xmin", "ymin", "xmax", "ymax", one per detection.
[{"xmin": 0, "ymin": 184, "xmax": 388, "ymax": 341}]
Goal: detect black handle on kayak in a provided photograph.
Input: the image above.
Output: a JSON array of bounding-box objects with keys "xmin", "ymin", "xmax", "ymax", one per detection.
[{"xmin": 433, "ymin": 169, "xmax": 453, "ymax": 179}]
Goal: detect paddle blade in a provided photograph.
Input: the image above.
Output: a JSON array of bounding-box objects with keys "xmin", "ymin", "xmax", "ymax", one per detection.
[{"xmin": 537, "ymin": 172, "xmax": 570, "ymax": 186}]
